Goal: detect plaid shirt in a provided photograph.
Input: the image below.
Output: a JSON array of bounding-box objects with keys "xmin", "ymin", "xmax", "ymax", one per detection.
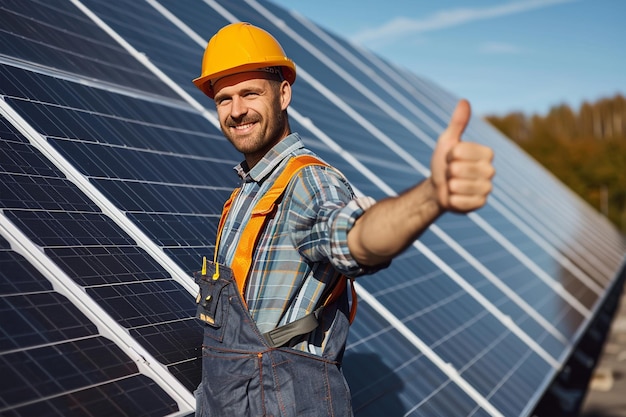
[{"xmin": 217, "ymin": 134, "xmax": 381, "ymax": 343}]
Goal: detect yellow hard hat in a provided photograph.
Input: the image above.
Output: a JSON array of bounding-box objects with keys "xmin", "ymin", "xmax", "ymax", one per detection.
[{"xmin": 193, "ymin": 22, "xmax": 296, "ymax": 98}]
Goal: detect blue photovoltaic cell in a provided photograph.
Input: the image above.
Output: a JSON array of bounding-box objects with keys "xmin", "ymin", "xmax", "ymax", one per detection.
[
  {"xmin": 0, "ymin": 0, "xmax": 179, "ymax": 99},
  {"xmin": 0, "ymin": 232, "xmax": 180, "ymax": 416},
  {"xmin": 0, "ymin": 1, "xmax": 624, "ymax": 416},
  {"xmin": 0, "ymin": 113, "xmax": 203, "ymax": 398},
  {"xmin": 345, "ymin": 301, "xmax": 483, "ymax": 416}
]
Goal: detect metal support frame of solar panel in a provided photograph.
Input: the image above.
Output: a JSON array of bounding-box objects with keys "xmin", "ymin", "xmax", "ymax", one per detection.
[{"xmin": 0, "ymin": 1, "xmax": 624, "ymax": 417}]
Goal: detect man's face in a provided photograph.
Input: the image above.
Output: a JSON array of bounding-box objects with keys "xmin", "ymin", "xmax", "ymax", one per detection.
[{"xmin": 212, "ymin": 72, "xmax": 291, "ymax": 167}]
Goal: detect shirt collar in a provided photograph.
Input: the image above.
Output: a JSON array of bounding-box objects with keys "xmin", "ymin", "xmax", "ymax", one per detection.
[{"xmin": 234, "ymin": 133, "xmax": 304, "ymax": 183}]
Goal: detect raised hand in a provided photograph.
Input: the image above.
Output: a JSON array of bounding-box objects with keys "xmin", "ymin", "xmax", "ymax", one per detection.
[
  {"xmin": 348, "ymin": 99, "xmax": 496, "ymax": 266},
  {"xmin": 430, "ymin": 99, "xmax": 495, "ymax": 212}
]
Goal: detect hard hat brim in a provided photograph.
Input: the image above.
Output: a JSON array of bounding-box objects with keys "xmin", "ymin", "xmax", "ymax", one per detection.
[{"xmin": 193, "ymin": 61, "xmax": 296, "ymax": 99}]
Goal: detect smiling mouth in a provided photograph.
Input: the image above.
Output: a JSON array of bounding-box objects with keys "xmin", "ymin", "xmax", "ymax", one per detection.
[{"xmin": 233, "ymin": 122, "xmax": 255, "ymax": 131}]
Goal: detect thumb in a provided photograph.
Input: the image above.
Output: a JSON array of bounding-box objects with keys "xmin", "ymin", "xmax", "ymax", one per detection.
[
  {"xmin": 441, "ymin": 98, "xmax": 471, "ymax": 147},
  {"xmin": 432, "ymin": 99, "xmax": 471, "ymax": 165},
  {"xmin": 431, "ymin": 99, "xmax": 471, "ymax": 207}
]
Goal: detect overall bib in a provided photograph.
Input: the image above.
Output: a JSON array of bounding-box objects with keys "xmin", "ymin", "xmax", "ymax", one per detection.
[{"xmin": 194, "ymin": 156, "xmax": 355, "ymax": 417}]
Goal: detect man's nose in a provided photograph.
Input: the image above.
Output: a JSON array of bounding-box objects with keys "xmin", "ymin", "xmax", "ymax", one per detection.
[{"xmin": 230, "ymin": 96, "xmax": 247, "ymax": 119}]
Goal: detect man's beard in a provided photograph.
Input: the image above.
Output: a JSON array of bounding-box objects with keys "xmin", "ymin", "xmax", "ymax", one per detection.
[{"xmin": 223, "ymin": 111, "xmax": 285, "ymax": 156}]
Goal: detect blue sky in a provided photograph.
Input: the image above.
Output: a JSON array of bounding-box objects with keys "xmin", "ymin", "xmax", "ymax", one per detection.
[{"xmin": 268, "ymin": 0, "xmax": 625, "ymax": 116}]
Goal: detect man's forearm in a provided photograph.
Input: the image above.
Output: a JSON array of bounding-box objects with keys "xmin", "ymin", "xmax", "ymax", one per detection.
[{"xmin": 347, "ymin": 178, "xmax": 442, "ymax": 266}]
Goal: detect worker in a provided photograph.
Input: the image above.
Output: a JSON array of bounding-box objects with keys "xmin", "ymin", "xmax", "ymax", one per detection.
[{"xmin": 191, "ymin": 22, "xmax": 495, "ymax": 417}]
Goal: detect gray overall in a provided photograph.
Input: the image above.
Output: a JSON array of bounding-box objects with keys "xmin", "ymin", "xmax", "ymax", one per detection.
[{"xmin": 193, "ymin": 261, "xmax": 353, "ymax": 417}]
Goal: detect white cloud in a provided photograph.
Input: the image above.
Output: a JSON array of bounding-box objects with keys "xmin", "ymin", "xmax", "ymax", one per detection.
[{"xmin": 350, "ymin": 0, "xmax": 577, "ymax": 45}]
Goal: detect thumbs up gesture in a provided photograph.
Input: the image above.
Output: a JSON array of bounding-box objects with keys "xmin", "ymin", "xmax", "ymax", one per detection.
[
  {"xmin": 430, "ymin": 99, "xmax": 495, "ymax": 213},
  {"xmin": 347, "ymin": 99, "xmax": 495, "ymax": 266}
]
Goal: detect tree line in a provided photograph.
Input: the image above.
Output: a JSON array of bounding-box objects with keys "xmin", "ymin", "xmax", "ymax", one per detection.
[{"xmin": 485, "ymin": 93, "xmax": 626, "ymax": 234}]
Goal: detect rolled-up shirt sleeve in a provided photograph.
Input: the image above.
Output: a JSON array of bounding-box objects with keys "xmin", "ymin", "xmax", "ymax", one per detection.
[{"xmin": 288, "ymin": 166, "xmax": 390, "ymax": 277}]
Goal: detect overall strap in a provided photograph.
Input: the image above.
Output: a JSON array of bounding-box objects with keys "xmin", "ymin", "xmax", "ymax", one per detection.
[
  {"xmin": 216, "ymin": 155, "xmax": 358, "ymax": 346},
  {"xmin": 217, "ymin": 155, "xmax": 329, "ymax": 297}
]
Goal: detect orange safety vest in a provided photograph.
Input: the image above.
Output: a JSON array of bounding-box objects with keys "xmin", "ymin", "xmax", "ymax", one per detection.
[{"xmin": 208, "ymin": 154, "xmax": 357, "ymax": 325}]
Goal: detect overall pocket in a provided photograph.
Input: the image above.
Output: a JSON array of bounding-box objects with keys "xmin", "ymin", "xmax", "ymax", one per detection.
[
  {"xmin": 201, "ymin": 348, "xmax": 264, "ymax": 417},
  {"xmin": 194, "ymin": 262, "xmax": 232, "ymax": 342},
  {"xmin": 271, "ymin": 349, "xmax": 352, "ymax": 417}
]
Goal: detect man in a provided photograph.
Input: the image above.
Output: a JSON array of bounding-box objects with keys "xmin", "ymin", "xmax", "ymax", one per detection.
[{"xmin": 191, "ymin": 22, "xmax": 494, "ymax": 417}]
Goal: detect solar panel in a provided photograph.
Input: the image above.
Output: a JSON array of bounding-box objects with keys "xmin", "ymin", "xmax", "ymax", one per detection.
[{"xmin": 1, "ymin": 0, "xmax": 624, "ymax": 416}]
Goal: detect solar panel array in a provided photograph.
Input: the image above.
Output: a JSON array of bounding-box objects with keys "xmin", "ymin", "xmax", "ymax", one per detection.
[{"xmin": 1, "ymin": 1, "xmax": 624, "ymax": 416}]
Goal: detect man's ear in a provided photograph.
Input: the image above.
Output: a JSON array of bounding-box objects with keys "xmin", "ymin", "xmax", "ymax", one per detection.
[{"xmin": 279, "ymin": 80, "xmax": 292, "ymax": 111}]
